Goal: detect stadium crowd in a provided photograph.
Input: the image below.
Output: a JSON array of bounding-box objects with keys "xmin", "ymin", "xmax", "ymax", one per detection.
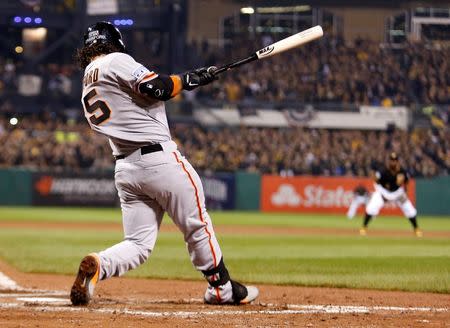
[
  {"xmin": 191, "ymin": 35, "xmax": 450, "ymax": 106},
  {"xmin": 0, "ymin": 115, "xmax": 448, "ymax": 177},
  {"xmin": 0, "ymin": 35, "xmax": 449, "ymax": 109},
  {"xmin": 0, "ymin": 58, "xmax": 81, "ymax": 113},
  {"xmin": 0, "ymin": 34, "xmax": 448, "ymax": 177}
]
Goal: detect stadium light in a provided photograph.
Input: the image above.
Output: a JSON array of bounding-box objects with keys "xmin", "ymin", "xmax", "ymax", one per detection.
[
  {"xmin": 256, "ymin": 5, "xmax": 311, "ymax": 14},
  {"xmin": 113, "ymin": 19, "xmax": 134, "ymax": 26},
  {"xmin": 12, "ymin": 16, "xmax": 43, "ymax": 25},
  {"xmin": 241, "ymin": 7, "xmax": 255, "ymax": 14}
]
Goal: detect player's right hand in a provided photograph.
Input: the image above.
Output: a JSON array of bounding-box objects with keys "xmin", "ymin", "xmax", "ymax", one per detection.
[{"xmin": 181, "ymin": 66, "xmax": 218, "ymax": 91}]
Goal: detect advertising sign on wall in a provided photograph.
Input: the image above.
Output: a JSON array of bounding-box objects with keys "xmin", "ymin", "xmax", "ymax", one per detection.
[
  {"xmin": 200, "ymin": 173, "xmax": 235, "ymax": 210},
  {"xmin": 261, "ymin": 176, "xmax": 415, "ymax": 215},
  {"xmin": 32, "ymin": 173, "xmax": 118, "ymax": 206}
]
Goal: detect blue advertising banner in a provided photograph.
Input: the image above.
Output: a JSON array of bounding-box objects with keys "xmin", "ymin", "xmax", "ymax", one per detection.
[{"xmin": 200, "ymin": 173, "xmax": 235, "ymax": 210}]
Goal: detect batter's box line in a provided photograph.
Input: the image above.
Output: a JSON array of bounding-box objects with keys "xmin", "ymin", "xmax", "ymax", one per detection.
[
  {"xmin": 0, "ymin": 291, "xmax": 68, "ymax": 298},
  {"xmin": 0, "ymin": 288, "xmax": 67, "ymax": 295},
  {"xmin": 122, "ymin": 297, "xmax": 205, "ymax": 305},
  {"xmin": 272, "ymin": 304, "xmax": 448, "ymax": 313},
  {"xmin": 0, "ymin": 302, "xmax": 448, "ymax": 319}
]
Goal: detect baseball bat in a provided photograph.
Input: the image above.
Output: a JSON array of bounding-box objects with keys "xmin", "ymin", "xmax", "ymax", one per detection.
[{"xmin": 213, "ymin": 25, "xmax": 323, "ymax": 75}]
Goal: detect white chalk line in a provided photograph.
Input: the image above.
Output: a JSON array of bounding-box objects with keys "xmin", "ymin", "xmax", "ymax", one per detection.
[
  {"xmin": 0, "ymin": 270, "xmax": 68, "ymax": 295},
  {"xmin": 0, "ymin": 300, "xmax": 447, "ymax": 318},
  {"xmin": 0, "ymin": 270, "xmax": 448, "ymax": 318},
  {"xmin": 286, "ymin": 304, "xmax": 448, "ymax": 313},
  {"xmin": 16, "ymin": 297, "xmax": 71, "ymax": 306},
  {"xmin": 0, "ymin": 272, "xmax": 21, "ymax": 290},
  {"xmin": 0, "ymin": 291, "xmax": 67, "ymax": 298}
]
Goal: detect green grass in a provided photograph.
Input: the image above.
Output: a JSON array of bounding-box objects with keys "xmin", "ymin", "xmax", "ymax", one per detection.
[
  {"xmin": 1, "ymin": 206, "xmax": 450, "ymax": 230},
  {"xmin": 0, "ymin": 207, "xmax": 122, "ymax": 223},
  {"xmin": 0, "ymin": 207, "xmax": 449, "ymax": 293}
]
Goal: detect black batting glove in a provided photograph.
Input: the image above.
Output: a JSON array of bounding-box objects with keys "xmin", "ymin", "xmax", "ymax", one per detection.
[{"xmin": 181, "ymin": 66, "xmax": 218, "ymax": 91}]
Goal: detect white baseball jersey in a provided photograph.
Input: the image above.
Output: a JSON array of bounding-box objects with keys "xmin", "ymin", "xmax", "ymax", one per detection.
[{"xmin": 81, "ymin": 52, "xmax": 171, "ymax": 155}]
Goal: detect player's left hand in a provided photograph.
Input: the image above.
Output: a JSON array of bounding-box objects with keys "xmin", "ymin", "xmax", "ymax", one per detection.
[{"xmin": 181, "ymin": 66, "xmax": 218, "ymax": 91}]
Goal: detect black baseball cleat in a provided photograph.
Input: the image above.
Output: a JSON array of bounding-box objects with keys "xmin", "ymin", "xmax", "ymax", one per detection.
[
  {"xmin": 230, "ymin": 280, "xmax": 259, "ymax": 305},
  {"xmin": 70, "ymin": 254, "xmax": 100, "ymax": 306}
]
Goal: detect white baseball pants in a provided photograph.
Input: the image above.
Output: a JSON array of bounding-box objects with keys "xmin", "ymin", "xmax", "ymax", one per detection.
[
  {"xmin": 346, "ymin": 195, "xmax": 368, "ymax": 219},
  {"xmin": 95, "ymin": 140, "xmax": 232, "ymax": 302},
  {"xmin": 365, "ymin": 185, "xmax": 417, "ymax": 218}
]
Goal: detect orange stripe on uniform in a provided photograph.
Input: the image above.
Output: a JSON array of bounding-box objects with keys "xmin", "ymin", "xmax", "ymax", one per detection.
[
  {"xmin": 169, "ymin": 75, "xmax": 183, "ymax": 97},
  {"xmin": 135, "ymin": 72, "xmax": 158, "ymax": 92},
  {"xmin": 141, "ymin": 72, "xmax": 157, "ymax": 82},
  {"xmin": 173, "ymin": 152, "xmax": 221, "ymax": 302},
  {"xmin": 172, "ymin": 152, "xmax": 218, "ymax": 265}
]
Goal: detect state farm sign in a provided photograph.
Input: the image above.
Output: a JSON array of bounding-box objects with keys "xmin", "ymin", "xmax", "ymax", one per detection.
[
  {"xmin": 271, "ymin": 183, "xmax": 354, "ymax": 208},
  {"xmin": 262, "ymin": 176, "xmax": 415, "ymax": 214}
]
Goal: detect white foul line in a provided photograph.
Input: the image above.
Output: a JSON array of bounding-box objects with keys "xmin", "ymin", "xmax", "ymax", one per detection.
[
  {"xmin": 0, "ymin": 272, "xmax": 21, "ymax": 290},
  {"xmin": 0, "ymin": 270, "xmax": 67, "ymax": 295}
]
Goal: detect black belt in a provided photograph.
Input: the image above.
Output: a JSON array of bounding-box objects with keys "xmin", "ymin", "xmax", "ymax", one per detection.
[{"xmin": 115, "ymin": 144, "xmax": 163, "ymax": 160}]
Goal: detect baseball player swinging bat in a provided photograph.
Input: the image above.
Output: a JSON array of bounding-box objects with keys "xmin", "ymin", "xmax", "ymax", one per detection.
[
  {"xmin": 213, "ymin": 25, "xmax": 324, "ymax": 75},
  {"xmin": 70, "ymin": 22, "xmax": 323, "ymax": 307}
]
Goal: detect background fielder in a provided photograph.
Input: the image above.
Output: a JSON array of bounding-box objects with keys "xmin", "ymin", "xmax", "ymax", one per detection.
[
  {"xmin": 70, "ymin": 21, "xmax": 258, "ymax": 306},
  {"xmin": 360, "ymin": 152, "xmax": 422, "ymax": 237},
  {"xmin": 346, "ymin": 185, "xmax": 369, "ymax": 220}
]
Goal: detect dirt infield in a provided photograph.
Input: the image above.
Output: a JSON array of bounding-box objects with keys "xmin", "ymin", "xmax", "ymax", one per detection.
[
  {"xmin": 0, "ymin": 222, "xmax": 449, "ymax": 327},
  {"xmin": 0, "ymin": 264, "xmax": 449, "ymax": 327}
]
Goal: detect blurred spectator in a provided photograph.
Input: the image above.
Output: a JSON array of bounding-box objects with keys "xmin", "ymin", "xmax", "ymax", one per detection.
[
  {"xmin": 0, "ymin": 114, "xmax": 447, "ymax": 177},
  {"xmin": 1, "ymin": 60, "xmax": 18, "ymax": 97},
  {"xmin": 190, "ymin": 36, "xmax": 449, "ymax": 106},
  {"xmin": 0, "ymin": 35, "xmax": 448, "ymax": 176},
  {"xmin": 1, "ymin": 35, "xmax": 449, "ymax": 109}
]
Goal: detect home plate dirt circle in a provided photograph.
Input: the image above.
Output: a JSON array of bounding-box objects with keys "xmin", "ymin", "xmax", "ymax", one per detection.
[
  {"xmin": 0, "ymin": 288, "xmax": 448, "ymax": 317},
  {"xmin": 0, "ymin": 266, "xmax": 449, "ymax": 328}
]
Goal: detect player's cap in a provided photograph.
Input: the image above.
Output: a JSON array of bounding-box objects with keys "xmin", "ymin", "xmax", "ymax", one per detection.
[
  {"xmin": 389, "ymin": 152, "xmax": 399, "ymax": 160},
  {"xmin": 83, "ymin": 21, "xmax": 125, "ymax": 52}
]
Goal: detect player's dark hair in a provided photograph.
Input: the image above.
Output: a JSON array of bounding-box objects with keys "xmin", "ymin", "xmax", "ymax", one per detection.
[{"xmin": 75, "ymin": 43, "xmax": 122, "ymax": 69}]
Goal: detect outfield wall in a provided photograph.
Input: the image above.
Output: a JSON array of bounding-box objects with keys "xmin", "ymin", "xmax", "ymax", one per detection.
[
  {"xmin": 0, "ymin": 169, "xmax": 32, "ymax": 205},
  {"xmin": 260, "ymin": 175, "xmax": 415, "ymax": 216},
  {"xmin": 416, "ymin": 176, "xmax": 450, "ymax": 216},
  {"xmin": 0, "ymin": 169, "xmax": 449, "ymax": 215}
]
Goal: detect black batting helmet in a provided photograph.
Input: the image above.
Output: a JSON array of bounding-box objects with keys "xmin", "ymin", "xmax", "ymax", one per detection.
[{"xmin": 83, "ymin": 21, "xmax": 126, "ymax": 52}]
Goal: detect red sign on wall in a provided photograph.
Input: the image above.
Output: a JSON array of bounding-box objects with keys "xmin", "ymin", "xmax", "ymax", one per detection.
[{"xmin": 261, "ymin": 176, "xmax": 415, "ymax": 215}]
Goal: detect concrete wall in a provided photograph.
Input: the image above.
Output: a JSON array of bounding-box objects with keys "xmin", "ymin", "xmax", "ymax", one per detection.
[
  {"xmin": 187, "ymin": 0, "xmax": 240, "ymax": 43},
  {"xmin": 187, "ymin": 2, "xmax": 403, "ymax": 43},
  {"xmin": 325, "ymin": 7, "xmax": 403, "ymax": 42}
]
